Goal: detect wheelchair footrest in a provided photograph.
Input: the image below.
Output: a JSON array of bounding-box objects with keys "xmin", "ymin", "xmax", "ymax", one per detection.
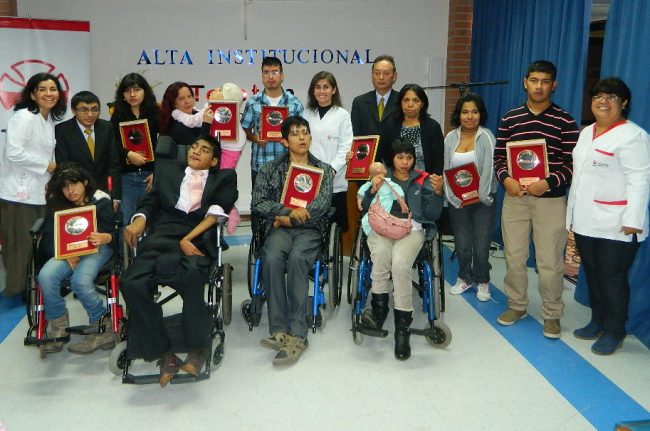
[
  {"xmin": 122, "ymin": 370, "xmax": 210, "ymax": 385},
  {"xmin": 353, "ymin": 324, "xmax": 388, "ymax": 338},
  {"xmin": 67, "ymin": 325, "xmax": 97, "ymax": 335},
  {"xmin": 409, "ymin": 327, "xmax": 436, "ymax": 338},
  {"xmin": 24, "ymin": 334, "xmax": 70, "ymax": 346}
]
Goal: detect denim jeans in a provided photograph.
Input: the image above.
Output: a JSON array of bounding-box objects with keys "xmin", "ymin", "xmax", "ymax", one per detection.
[
  {"xmin": 121, "ymin": 170, "xmax": 152, "ymax": 225},
  {"xmin": 448, "ymin": 201, "xmax": 496, "ymax": 284},
  {"xmin": 38, "ymin": 245, "xmax": 113, "ymax": 322}
]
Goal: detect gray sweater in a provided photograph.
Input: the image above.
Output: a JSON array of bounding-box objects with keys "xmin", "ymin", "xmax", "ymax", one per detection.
[{"xmin": 443, "ymin": 126, "xmax": 497, "ymax": 208}]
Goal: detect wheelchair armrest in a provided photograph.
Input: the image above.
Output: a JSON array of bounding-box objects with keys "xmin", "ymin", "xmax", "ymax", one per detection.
[{"xmin": 29, "ymin": 218, "xmax": 45, "ymax": 236}]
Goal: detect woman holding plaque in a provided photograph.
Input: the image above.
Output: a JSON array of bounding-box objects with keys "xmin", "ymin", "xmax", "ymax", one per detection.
[
  {"xmin": 38, "ymin": 163, "xmax": 115, "ymax": 355},
  {"xmin": 158, "ymin": 81, "xmax": 213, "ymax": 149},
  {"xmin": 567, "ymin": 77, "xmax": 650, "ymax": 355},
  {"xmin": 358, "ymin": 138, "xmax": 443, "ymax": 360},
  {"xmin": 379, "ymin": 83, "xmax": 444, "ymax": 175},
  {"xmin": 302, "ymin": 71, "xmax": 353, "ymax": 231},
  {"xmin": 110, "ymin": 73, "xmax": 159, "ymax": 225},
  {"xmin": 431, "ymin": 93, "xmax": 497, "ymax": 302},
  {"xmin": 0, "ymin": 73, "xmax": 66, "ymax": 304}
]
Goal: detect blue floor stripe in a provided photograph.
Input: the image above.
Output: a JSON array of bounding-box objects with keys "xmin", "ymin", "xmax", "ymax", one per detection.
[
  {"xmin": 441, "ymin": 247, "xmax": 649, "ymax": 429},
  {"xmin": 0, "ymin": 299, "xmax": 26, "ymax": 343}
]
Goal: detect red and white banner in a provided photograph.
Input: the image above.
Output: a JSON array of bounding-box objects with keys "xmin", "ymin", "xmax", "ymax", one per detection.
[{"xmin": 0, "ymin": 17, "xmax": 90, "ymax": 131}]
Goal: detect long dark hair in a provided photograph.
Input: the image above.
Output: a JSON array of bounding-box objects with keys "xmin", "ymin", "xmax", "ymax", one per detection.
[
  {"xmin": 158, "ymin": 81, "xmax": 192, "ymax": 134},
  {"xmin": 450, "ymin": 93, "xmax": 488, "ymax": 128},
  {"xmin": 112, "ymin": 73, "xmax": 157, "ymax": 120},
  {"xmin": 306, "ymin": 71, "xmax": 343, "ymax": 110},
  {"xmin": 395, "ymin": 83, "xmax": 430, "ymax": 123},
  {"xmin": 45, "ymin": 163, "xmax": 98, "ymax": 212},
  {"xmin": 14, "ymin": 73, "xmax": 67, "ymax": 120}
]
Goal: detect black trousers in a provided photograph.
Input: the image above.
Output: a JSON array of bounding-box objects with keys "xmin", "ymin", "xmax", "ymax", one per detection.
[
  {"xmin": 121, "ymin": 245, "xmax": 210, "ymax": 361},
  {"xmin": 574, "ymin": 233, "xmax": 640, "ymax": 338}
]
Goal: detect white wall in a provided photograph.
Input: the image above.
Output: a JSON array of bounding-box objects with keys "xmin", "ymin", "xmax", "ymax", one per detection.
[{"xmin": 18, "ymin": 0, "xmax": 449, "ymax": 211}]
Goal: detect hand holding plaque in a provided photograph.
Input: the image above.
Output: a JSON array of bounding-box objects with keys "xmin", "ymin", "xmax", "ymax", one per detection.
[
  {"xmin": 444, "ymin": 162, "xmax": 480, "ymax": 207},
  {"xmin": 280, "ymin": 163, "xmax": 324, "ymax": 209},
  {"xmin": 54, "ymin": 205, "xmax": 98, "ymax": 259},
  {"xmin": 260, "ymin": 105, "xmax": 288, "ymax": 141},
  {"xmin": 505, "ymin": 139, "xmax": 549, "ymax": 187},
  {"xmin": 209, "ymin": 100, "xmax": 239, "ymax": 142},
  {"xmin": 345, "ymin": 135, "xmax": 380, "ymax": 180},
  {"xmin": 119, "ymin": 119, "xmax": 154, "ymax": 162}
]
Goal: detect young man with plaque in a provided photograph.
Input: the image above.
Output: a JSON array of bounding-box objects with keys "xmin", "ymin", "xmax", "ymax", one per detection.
[
  {"xmin": 493, "ymin": 60, "xmax": 579, "ymax": 338},
  {"xmin": 121, "ymin": 136, "xmax": 237, "ymax": 386},
  {"xmin": 251, "ymin": 116, "xmax": 334, "ymax": 366},
  {"xmin": 55, "ymin": 91, "xmax": 122, "ymax": 207}
]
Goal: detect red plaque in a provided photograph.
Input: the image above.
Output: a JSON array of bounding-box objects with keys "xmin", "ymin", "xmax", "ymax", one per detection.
[
  {"xmin": 54, "ymin": 205, "xmax": 98, "ymax": 259},
  {"xmin": 119, "ymin": 119, "xmax": 154, "ymax": 162},
  {"xmin": 209, "ymin": 100, "xmax": 239, "ymax": 142},
  {"xmin": 345, "ymin": 135, "xmax": 380, "ymax": 180},
  {"xmin": 280, "ymin": 163, "xmax": 324, "ymax": 209},
  {"xmin": 260, "ymin": 105, "xmax": 288, "ymax": 141},
  {"xmin": 506, "ymin": 139, "xmax": 549, "ymax": 186},
  {"xmin": 444, "ymin": 162, "xmax": 480, "ymax": 207}
]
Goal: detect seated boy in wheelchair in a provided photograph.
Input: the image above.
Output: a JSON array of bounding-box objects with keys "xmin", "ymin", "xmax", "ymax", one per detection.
[
  {"xmin": 251, "ymin": 116, "xmax": 334, "ymax": 366},
  {"xmin": 38, "ymin": 163, "xmax": 115, "ymax": 355},
  {"xmin": 122, "ymin": 136, "xmax": 237, "ymax": 386}
]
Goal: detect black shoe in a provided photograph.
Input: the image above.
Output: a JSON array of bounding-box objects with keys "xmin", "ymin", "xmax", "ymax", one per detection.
[
  {"xmin": 394, "ymin": 309, "xmax": 413, "ymax": 361},
  {"xmin": 360, "ymin": 293, "xmax": 389, "ymax": 329}
]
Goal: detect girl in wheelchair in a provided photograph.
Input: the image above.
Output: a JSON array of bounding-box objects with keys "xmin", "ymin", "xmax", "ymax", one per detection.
[{"xmin": 38, "ymin": 163, "xmax": 115, "ymax": 355}]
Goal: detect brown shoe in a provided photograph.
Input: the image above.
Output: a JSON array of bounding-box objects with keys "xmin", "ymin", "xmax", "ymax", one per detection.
[
  {"xmin": 159, "ymin": 353, "xmax": 182, "ymax": 387},
  {"xmin": 543, "ymin": 319, "xmax": 562, "ymax": 339},
  {"xmin": 180, "ymin": 350, "xmax": 205, "ymax": 376},
  {"xmin": 44, "ymin": 310, "xmax": 70, "ymax": 353},
  {"xmin": 496, "ymin": 308, "xmax": 527, "ymax": 326}
]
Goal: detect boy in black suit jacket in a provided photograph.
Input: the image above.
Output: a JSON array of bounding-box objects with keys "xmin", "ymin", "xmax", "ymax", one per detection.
[
  {"xmin": 121, "ymin": 136, "xmax": 237, "ymax": 386},
  {"xmin": 55, "ymin": 91, "xmax": 121, "ymax": 205}
]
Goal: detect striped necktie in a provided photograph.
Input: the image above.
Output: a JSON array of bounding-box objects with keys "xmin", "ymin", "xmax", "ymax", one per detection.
[
  {"xmin": 84, "ymin": 128, "xmax": 95, "ymax": 160},
  {"xmin": 378, "ymin": 97, "xmax": 385, "ymax": 121}
]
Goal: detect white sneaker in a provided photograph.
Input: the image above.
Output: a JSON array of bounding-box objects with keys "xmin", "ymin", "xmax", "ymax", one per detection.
[
  {"xmin": 476, "ymin": 283, "xmax": 491, "ymax": 302},
  {"xmin": 449, "ymin": 279, "xmax": 473, "ymax": 295}
]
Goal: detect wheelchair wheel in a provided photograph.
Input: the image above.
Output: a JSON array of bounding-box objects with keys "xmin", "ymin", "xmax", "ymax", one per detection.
[
  {"xmin": 425, "ymin": 321, "xmax": 452, "ymax": 349},
  {"xmin": 108, "ymin": 341, "xmax": 129, "ymax": 376},
  {"xmin": 329, "ymin": 223, "xmax": 343, "ymax": 307},
  {"xmin": 246, "ymin": 235, "xmax": 257, "ymax": 297},
  {"xmin": 346, "ymin": 225, "xmax": 362, "ymax": 304},
  {"xmin": 222, "ymin": 263, "xmax": 233, "ymax": 326}
]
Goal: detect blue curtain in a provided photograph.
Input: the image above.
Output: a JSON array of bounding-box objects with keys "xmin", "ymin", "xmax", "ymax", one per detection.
[
  {"xmin": 574, "ymin": 0, "xmax": 650, "ymax": 348},
  {"xmin": 470, "ymin": 0, "xmax": 591, "ymax": 246}
]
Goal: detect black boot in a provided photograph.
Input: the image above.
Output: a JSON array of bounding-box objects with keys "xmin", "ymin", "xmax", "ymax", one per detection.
[
  {"xmin": 394, "ymin": 309, "xmax": 413, "ymax": 361},
  {"xmin": 360, "ymin": 293, "xmax": 389, "ymax": 329}
]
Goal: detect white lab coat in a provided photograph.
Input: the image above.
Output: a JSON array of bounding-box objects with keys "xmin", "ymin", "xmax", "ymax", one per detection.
[{"xmin": 567, "ymin": 120, "xmax": 650, "ymax": 242}]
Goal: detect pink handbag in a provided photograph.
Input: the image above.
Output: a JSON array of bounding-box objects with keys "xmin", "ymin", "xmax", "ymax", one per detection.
[{"xmin": 367, "ymin": 182, "xmax": 412, "ymax": 240}]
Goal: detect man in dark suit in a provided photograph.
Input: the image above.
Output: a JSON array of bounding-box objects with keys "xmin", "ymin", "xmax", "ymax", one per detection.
[
  {"xmin": 121, "ymin": 136, "xmax": 237, "ymax": 387},
  {"xmin": 350, "ymin": 54, "xmax": 399, "ymax": 137},
  {"xmin": 55, "ymin": 91, "xmax": 121, "ymax": 205}
]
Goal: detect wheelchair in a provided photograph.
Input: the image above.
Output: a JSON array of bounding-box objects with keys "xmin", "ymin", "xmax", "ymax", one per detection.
[
  {"xmin": 242, "ymin": 209, "xmax": 343, "ymax": 333},
  {"xmin": 107, "ymin": 137, "xmax": 234, "ymax": 384},
  {"xmin": 348, "ymin": 222, "xmax": 452, "ymax": 348},
  {"xmin": 24, "ymin": 180, "xmax": 124, "ymax": 359}
]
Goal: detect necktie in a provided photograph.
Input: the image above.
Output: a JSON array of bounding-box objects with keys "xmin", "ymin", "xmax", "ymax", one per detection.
[
  {"xmin": 84, "ymin": 128, "xmax": 95, "ymax": 160},
  {"xmin": 378, "ymin": 97, "xmax": 385, "ymax": 121},
  {"xmin": 188, "ymin": 172, "xmax": 203, "ymax": 212}
]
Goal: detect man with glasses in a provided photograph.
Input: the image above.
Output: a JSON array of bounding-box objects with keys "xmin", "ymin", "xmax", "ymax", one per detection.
[
  {"xmin": 350, "ymin": 54, "xmax": 399, "ymax": 137},
  {"xmin": 56, "ymin": 91, "xmax": 121, "ymax": 206},
  {"xmin": 493, "ymin": 60, "xmax": 579, "ymax": 339}
]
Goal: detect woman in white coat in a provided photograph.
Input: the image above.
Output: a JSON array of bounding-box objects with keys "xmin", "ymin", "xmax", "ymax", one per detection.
[
  {"xmin": 0, "ymin": 72, "xmax": 67, "ymax": 303},
  {"xmin": 302, "ymin": 71, "xmax": 353, "ymax": 231},
  {"xmin": 566, "ymin": 77, "xmax": 650, "ymax": 355}
]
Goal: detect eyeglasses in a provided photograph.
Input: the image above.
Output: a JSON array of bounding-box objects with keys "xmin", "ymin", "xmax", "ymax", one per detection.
[
  {"xmin": 372, "ymin": 71, "xmax": 394, "ymax": 78},
  {"xmin": 262, "ymin": 71, "xmax": 281, "ymax": 77},
  {"xmin": 75, "ymin": 107, "xmax": 100, "ymax": 114},
  {"xmin": 592, "ymin": 94, "xmax": 619, "ymax": 102}
]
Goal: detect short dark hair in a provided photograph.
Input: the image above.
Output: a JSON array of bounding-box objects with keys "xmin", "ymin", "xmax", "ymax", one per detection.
[
  {"xmin": 526, "ymin": 60, "xmax": 557, "ymax": 81},
  {"xmin": 195, "ymin": 135, "xmax": 221, "ymax": 161},
  {"xmin": 372, "ymin": 55, "xmax": 396, "ymax": 72},
  {"xmin": 589, "ymin": 77, "xmax": 632, "ymax": 117},
  {"xmin": 71, "ymin": 91, "xmax": 100, "ymax": 110},
  {"xmin": 281, "ymin": 116, "xmax": 311, "ymax": 140},
  {"xmin": 262, "ymin": 56, "xmax": 283, "ymax": 72},
  {"xmin": 112, "ymin": 72, "xmax": 157, "ymax": 120},
  {"xmin": 45, "ymin": 162, "xmax": 98, "ymax": 212},
  {"xmin": 395, "ymin": 83, "xmax": 429, "ymax": 122},
  {"xmin": 14, "ymin": 72, "xmax": 67, "ymax": 120},
  {"xmin": 388, "ymin": 138, "xmax": 416, "ymax": 168},
  {"xmin": 450, "ymin": 93, "xmax": 488, "ymax": 128},
  {"xmin": 307, "ymin": 71, "xmax": 343, "ymax": 110}
]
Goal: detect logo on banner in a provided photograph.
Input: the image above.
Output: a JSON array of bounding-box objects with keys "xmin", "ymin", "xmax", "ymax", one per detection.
[{"xmin": 0, "ymin": 60, "xmax": 70, "ymax": 110}]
